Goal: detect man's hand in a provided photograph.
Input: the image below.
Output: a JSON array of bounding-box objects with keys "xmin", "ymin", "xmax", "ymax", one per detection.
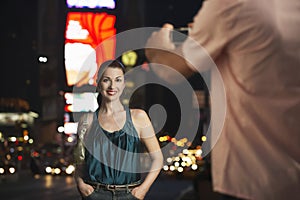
[{"xmin": 145, "ymin": 23, "xmax": 176, "ymax": 61}]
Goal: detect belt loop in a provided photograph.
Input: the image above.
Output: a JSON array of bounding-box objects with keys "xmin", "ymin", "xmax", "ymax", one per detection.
[{"xmin": 126, "ymin": 185, "xmax": 130, "ymax": 193}]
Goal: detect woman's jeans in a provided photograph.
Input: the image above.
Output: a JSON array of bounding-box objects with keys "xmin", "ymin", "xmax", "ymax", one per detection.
[{"xmin": 82, "ymin": 187, "xmax": 139, "ymax": 200}]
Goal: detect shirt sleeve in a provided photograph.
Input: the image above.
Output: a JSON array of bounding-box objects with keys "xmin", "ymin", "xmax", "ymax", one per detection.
[{"xmin": 182, "ymin": 0, "xmax": 233, "ymax": 71}]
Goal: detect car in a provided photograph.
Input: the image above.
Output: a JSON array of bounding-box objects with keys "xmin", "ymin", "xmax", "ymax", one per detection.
[{"xmin": 30, "ymin": 143, "xmax": 75, "ymax": 175}]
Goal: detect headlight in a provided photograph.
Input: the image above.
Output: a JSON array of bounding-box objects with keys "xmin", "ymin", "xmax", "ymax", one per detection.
[
  {"xmin": 9, "ymin": 167, "xmax": 16, "ymax": 174},
  {"xmin": 54, "ymin": 168, "xmax": 61, "ymax": 175},
  {"xmin": 65, "ymin": 165, "xmax": 75, "ymax": 175},
  {"xmin": 45, "ymin": 166, "xmax": 52, "ymax": 173}
]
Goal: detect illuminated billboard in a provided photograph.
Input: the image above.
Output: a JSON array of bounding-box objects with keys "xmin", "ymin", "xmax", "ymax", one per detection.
[
  {"xmin": 66, "ymin": 0, "xmax": 115, "ymax": 9},
  {"xmin": 65, "ymin": 12, "xmax": 116, "ymax": 86},
  {"xmin": 64, "ymin": 92, "xmax": 99, "ymax": 112}
]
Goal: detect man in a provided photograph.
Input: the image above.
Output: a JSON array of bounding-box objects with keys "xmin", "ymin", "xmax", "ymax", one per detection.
[{"xmin": 145, "ymin": 0, "xmax": 300, "ymax": 199}]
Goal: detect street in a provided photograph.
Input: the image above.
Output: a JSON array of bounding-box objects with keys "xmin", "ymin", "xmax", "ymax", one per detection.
[{"xmin": 0, "ymin": 171, "xmax": 196, "ymax": 200}]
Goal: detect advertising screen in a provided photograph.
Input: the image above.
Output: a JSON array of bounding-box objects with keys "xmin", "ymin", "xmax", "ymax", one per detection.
[
  {"xmin": 64, "ymin": 12, "xmax": 116, "ymax": 86},
  {"xmin": 66, "ymin": 0, "xmax": 115, "ymax": 9}
]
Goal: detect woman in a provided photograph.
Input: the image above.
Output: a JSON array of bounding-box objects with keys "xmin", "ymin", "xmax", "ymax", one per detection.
[{"xmin": 74, "ymin": 59, "xmax": 163, "ymax": 200}]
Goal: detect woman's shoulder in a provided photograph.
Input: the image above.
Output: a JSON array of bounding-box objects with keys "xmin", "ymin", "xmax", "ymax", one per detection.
[
  {"xmin": 130, "ymin": 108, "xmax": 148, "ymax": 119},
  {"xmin": 129, "ymin": 108, "xmax": 151, "ymax": 127}
]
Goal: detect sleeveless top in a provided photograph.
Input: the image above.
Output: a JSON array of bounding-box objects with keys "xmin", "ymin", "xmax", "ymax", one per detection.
[{"xmin": 83, "ymin": 106, "xmax": 142, "ymax": 185}]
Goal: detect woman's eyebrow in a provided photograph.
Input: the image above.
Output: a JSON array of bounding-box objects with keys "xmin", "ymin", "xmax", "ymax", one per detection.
[{"xmin": 102, "ymin": 75, "xmax": 123, "ymax": 79}]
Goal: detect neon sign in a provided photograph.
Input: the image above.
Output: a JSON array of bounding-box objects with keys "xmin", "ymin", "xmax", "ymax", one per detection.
[{"xmin": 66, "ymin": 0, "xmax": 115, "ymax": 9}]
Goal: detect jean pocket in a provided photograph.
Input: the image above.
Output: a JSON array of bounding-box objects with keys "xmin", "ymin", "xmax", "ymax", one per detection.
[
  {"xmin": 129, "ymin": 192, "xmax": 140, "ymax": 200},
  {"xmin": 83, "ymin": 190, "xmax": 96, "ymax": 199}
]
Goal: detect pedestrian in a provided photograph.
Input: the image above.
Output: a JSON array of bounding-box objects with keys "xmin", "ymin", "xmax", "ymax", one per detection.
[
  {"xmin": 74, "ymin": 59, "xmax": 163, "ymax": 200},
  {"xmin": 145, "ymin": 0, "xmax": 300, "ymax": 199}
]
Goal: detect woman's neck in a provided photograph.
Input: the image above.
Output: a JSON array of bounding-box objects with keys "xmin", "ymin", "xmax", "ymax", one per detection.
[{"xmin": 98, "ymin": 100, "xmax": 124, "ymax": 115}]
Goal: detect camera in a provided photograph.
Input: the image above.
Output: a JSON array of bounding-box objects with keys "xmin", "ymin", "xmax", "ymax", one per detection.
[{"xmin": 171, "ymin": 27, "xmax": 190, "ymax": 44}]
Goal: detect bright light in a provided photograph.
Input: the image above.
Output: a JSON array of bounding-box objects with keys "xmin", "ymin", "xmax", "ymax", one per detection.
[
  {"xmin": 66, "ymin": 165, "xmax": 75, "ymax": 175},
  {"xmin": 45, "ymin": 167, "xmax": 52, "ymax": 173},
  {"xmin": 24, "ymin": 135, "xmax": 29, "ymax": 141},
  {"xmin": 10, "ymin": 137, "xmax": 17, "ymax": 142},
  {"xmin": 181, "ymin": 162, "xmax": 186, "ymax": 167},
  {"xmin": 201, "ymin": 136, "xmax": 207, "ymax": 142},
  {"xmin": 169, "ymin": 166, "xmax": 175, "ymax": 171},
  {"xmin": 191, "ymin": 164, "xmax": 198, "ymax": 170},
  {"xmin": 9, "ymin": 167, "xmax": 16, "ymax": 174},
  {"xmin": 166, "ymin": 157, "xmax": 172, "ymax": 163},
  {"xmin": 54, "ymin": 168, "xmax": 61, "ymax": 174},
  {"xmin": 17, "ymin": 155, "xmax": 23, "ymax": 161},
  {"xmin": 195, "ymin": 149, "xmax": 202, "ymax": 157},
  {"xmin": 29, "ymin": 111, "xmax": 39, "ymax": 118},
  {"xmin": 182, "ymin": 149, "xmax": 189, "ymax": 154},
  {"xmin": 67, "ymin": 136, "xmax": 74, "ymax": 143},
  {"xmin": 57, "ymin": 126, "xmax": 65, "ymax": 133},
  {"xmin": 174, "ymin": 162, "xmax": 180, "ymax": 167},
  {"xmin": 177, "ymin": 167, "xmax": 184, "ymax": 173},
  {"xmin": 29, "ymin": 139, "xmax": 34, "ymax": 144},
  {"xmin": 64, "ymin": 122, "xmax": 78, "ymax": 134},
  {"xmin": 0, "ymin": 168, "xmax": 4, "ymax": 174},
  {"xmin": 163, "ymin": 165, "xmax": 169, "ymax": 171},
  {"xmin": 38, "ymin": 56, "xmax": 48, "ymax": 63},
  {"xmin": 121, "ymin": 50, "xmax": 138, "ymax": 67}
]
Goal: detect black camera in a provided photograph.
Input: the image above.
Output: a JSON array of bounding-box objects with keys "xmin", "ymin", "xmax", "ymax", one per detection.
[{"xmin": 171, "ymin": 27, "xmax": 190, "ymax": 43}]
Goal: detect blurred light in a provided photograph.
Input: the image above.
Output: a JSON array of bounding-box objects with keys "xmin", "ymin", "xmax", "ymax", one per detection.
[
  {"xmin": 201, "ymin": 136, "xmax": 207, "ymax": 142},
  {"xmin": 9, "ymin": 148, "xmax": 15, "ymax": 153},
  {"xmin": 24, "ymin": 135, "xmax": 29, "ymax": 141},
  {"xmin": 34, "ymin": 174, "xmax": 41, "ymax": 179},
  {"xmin": 66, "ymin": 165, "xmax": 75, "ymax": 175},
  {"xmin": 28, "ymin": 139, "xmax": 34, "ymax": 144},
  {"xmin": 67, "ymin": 136, "xmax": 74, "ymax": 143},
  {"xmin": 125, "ymin": 81, "xmax": 135, "ymax": 88},
  {"xmin": 6, "ymin": 154, "xmax": 11, "ymax": 160},
  {"xmin": 169, "ymin": 166, "xmax": 175, "ymax": 171},
  {"xmin": 38, "ymin": 56, "xmax": 48, "ymax": 63},
  {"xmin": 0, "ymin": 168, "xmax": 4, "ymax": 174},
  {"xmin": 121, "ymin": 50, "xmax": 138, "ymax": 67},
  {"xmin": 191, "ymin": 164, "xmax": 198, "ymax": 170},
  {"xmin": 45, "ymin": 167, "xmax": 52, "ymax": 173},
  {"xmin": 122, "ymin": 99, "xmax": 129, "ymax": 105},
  {"xmin": 166, "ymin": 157, "xmax": 172, "ymax": 163},
  {"xmin": 57, "ymin": 126, "xmax": 65, "ymax": 133},
  {"xmin": 174, "ymin": 157, "xmax": 180, "ymax": 162},
  {"xmin": 182, "ymin": 149, "xmax": 189, "ymax": 154},
  {"xmin": 54, "ymin": 168, "xmax": 61, "ymax": 175},
  {"xmin": 17, "ymin": 155, "xmax": 23, "ymax": 161},
  {"xmin": 163, "ymin": 165, "xmax": 169, "ymax": 171},
  {"xmin": 29, "ymin": 111, "xmax": 39, "ymax": 118},
  {"xmin": 9, "ymin": 137, "xmax": 16, "ymax": 142},
  {"xmin": 195, "ymin": 149, "xmax": 202, "ymax": 157},
  {"xmin": 9, "ymin": 167, "xmax": 16, "ymax": 174},
  {"xmin": 21, "ymin": 123, "xmax": 28, "ymax": 128},
  {"xmin": 31, "ymin": 151, "xmax": 39, "ymax": 157},
  {"xmin": 181, "ymin": 162, "xmax": 186, "ymax": 167},
  {"xmin": 17, "ymin": 146, "xmax": 23, "ymax": 151},
  {"xmin": 174, "ymin": 162, "xmax": 180, "ymax": 167},
  {"xmin": 64, "ymin": 122, "xmax": 78, "ymax": 134},
  {"xmin": 177, "ymin": 167, "xmax": 184, "ymax": 173}
]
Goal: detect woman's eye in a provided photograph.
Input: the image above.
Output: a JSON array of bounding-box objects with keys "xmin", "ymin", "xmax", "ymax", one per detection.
[
  {"xmin": 116, "ymin": 79, "xmax": 122, "ymax": 82},
  {"xmin": 102, "ymin": 79, "xmax": 109, "ymax": 82}
]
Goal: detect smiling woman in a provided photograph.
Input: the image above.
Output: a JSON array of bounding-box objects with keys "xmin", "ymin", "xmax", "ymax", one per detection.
[{"xmin": 74, "ymin": 59, "xmax": 163, "ymax": 200}]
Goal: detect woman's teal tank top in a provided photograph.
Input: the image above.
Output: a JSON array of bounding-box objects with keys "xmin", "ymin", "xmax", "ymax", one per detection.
[{"xmin": 83, "ymin": 107, "xmax": 142, "ymax": 185}]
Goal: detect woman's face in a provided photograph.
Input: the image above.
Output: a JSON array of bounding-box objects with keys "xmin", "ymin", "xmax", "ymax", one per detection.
[{"xmin": 98, "ymin": 67, "xmax": 125, "ymax": 102}]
